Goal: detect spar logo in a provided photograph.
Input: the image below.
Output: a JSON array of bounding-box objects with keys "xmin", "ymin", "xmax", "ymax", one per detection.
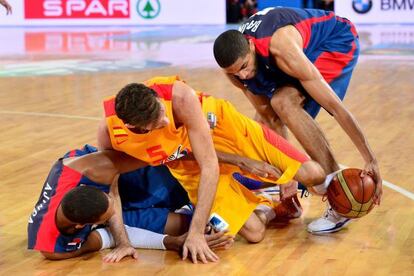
[
  {"xmin": 137, "ymin": 0, "xmax": 160, "ymax": 19},
  {"xmin": 352, "ymin": 0, "xmax": 373, "ymax": 14},
  {"xmin": 25, "ymin": 0, "xmax": 130, "ymax": 19}
]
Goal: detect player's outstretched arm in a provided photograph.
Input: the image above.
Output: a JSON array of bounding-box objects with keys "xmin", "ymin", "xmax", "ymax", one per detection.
[
  {"xmin": 64, "ymin": 150, "xmax": 148, "ymax": 184},
  {"xmin": 172, "ymin": 80, "xmax": 219, "ymax": 264},
  {"xmin": 0, "ymin": 0, "xmax": 12, "ymax": 15},
  {"xmin": 103, "ymin": 174, "xmax": 138, "ymax": 263},
  {"xmin": 270, "ymin": 26, "xmax": 382, "ymax": 204}
]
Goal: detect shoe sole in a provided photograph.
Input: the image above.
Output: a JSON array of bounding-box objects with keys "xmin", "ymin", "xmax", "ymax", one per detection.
[{"xmin": 307, "ymin": 219, "xmax": 352, "ymax": 235}]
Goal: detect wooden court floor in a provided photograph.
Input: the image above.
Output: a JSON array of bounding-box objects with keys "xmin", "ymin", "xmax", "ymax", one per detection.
[{"xmin": 0, "ymin": 59, "xmax": 414, "ymax": 275}]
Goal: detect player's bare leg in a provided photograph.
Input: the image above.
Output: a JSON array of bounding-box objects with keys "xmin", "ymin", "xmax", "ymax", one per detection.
[
  {"xmin": 238, "ymin": 212, "xmax": 266, "ymax": 243},
  {"xmin": 270, "ymin": 86, "xmax": 340, "ymax": 175}
]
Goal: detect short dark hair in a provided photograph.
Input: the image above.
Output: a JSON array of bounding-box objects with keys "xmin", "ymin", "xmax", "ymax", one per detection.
[
  {"xmin": 115, "ymin": 83, "xmax": 161, "ymax": 127},
  {"xmin": 61, "ymin": 186, "xmax": 109, "ymax": 224},
  {"xmin": 213, "ymin": 30, "xmax": 250, "ymax": 68}
]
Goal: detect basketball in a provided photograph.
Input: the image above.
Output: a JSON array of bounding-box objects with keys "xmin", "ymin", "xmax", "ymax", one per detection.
[{"xmin": 327, "ymin": 168, "xmax": 376, "ymax": 218}]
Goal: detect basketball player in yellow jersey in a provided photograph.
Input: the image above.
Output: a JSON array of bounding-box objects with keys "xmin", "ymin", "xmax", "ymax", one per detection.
[{"xmin": 98, "ymin": 76, "xmax": 328, "ymax": 264}]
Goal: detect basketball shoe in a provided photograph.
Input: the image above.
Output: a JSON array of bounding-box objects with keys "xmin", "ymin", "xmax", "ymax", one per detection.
[
  {"xmin": 307, "ymin": 203, "xmax": 351, "ymax": 234},
  {"xmin": 233, "ymin": 173, "xmax": 303, "ymax": 219},
  {"xmin": 274, "ymin": 194, "xmax": 303, "ymax": 219}
]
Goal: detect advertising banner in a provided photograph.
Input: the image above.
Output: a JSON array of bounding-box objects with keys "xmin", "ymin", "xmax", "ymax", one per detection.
[
  {"xmin": 0, "ymin": 0, "xmax": 226, "ymax": 25},
  {"xmin": 335, "ymin": 0, "xmax": 414, "ymax": 24}
]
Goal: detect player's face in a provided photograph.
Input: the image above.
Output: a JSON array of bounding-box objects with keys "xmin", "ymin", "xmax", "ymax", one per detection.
[
  {"xmin": 142, "ymin": 101, "xmax": 169, "ymax": 131},
  {"xmin": 224, "ymin": 40, "xmax": 257, "ymax": 80},
  {"xmin": 126, "ymin": 99, "xmax": 170, "ymax": 133}
]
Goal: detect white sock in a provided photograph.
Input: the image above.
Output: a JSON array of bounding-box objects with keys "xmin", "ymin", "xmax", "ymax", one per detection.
[
  {"xmin": 255, "ymin": 204, "xmax": 276, "ymax": 222},
  {"xmin": 96, "ymin": 227, "xmax": 115, "ymax": 250},
  {"xmin": 96, "ymin": 225, "xmax": 167, "ymax": 250},
  {"xmin": 312, "ymin": 170, "xmax": 341, "ymax": 195}
]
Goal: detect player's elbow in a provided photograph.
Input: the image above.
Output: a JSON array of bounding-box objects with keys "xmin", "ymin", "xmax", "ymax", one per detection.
[{"xmin": 41, "ymin": 251, "xmax": 67, "ymax": 260}]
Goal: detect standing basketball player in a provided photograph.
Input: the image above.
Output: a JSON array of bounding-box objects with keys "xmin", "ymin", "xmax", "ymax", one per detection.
[
  {"xmin": 213, "ymin": 7, "xmax": 382, "ymax": 233},
  {"xmin": 98, "ymin": 76, "xmax": 329, "ymax": 264},
  {"xmin": 0, "ymin": 0, "xmax": 12, "ymax": 14}
]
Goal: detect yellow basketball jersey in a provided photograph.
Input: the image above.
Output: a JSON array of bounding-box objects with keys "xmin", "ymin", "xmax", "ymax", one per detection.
[{"xmin": 104, "ymin": 76, "xmax": 193, "ymax": 165}]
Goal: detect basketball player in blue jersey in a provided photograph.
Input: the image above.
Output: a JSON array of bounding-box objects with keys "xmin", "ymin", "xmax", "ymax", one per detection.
[
  {"xmin": 213, "ymin": 7, "xmax": 382, "ymax": 234},
  {"xmin": 28, "ymin": 145, "xmax": 234, "ymax": 262}
]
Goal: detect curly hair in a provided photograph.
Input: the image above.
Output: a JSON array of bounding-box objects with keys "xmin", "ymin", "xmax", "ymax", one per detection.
[{"xmin": 115, "ymin": 83, "xmax": 161, "ymax": 128}]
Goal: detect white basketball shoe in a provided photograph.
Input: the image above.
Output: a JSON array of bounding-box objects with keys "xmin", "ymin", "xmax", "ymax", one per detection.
[{"xmin": 307, "ymin": 204, "xmax": 352, "ymax": 234}]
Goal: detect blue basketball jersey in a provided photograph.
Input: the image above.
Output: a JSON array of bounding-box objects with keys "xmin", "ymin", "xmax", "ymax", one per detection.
[
  {"xmin": 27, "ymin": 145, "xmax": 107, "ymax": 253},
  {"xmin": 28, "ymin": 145, "xmax": 188, "ymax": 253},
  {"xmin": 238, "ymin": 7, "xmax": 358, "ymax": 100}
]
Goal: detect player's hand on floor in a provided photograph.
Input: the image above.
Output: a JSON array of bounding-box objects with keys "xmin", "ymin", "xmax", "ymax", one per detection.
[
  {"xmin": 103, "ymin": 244, "xmax": 138, "ymax": 263},
  {"xmin": 205, "ymin": 229, "xmax": 234, "ymax": 250},
  {"xmin": 238, "ymin": 156, "xmax": 281, "ymax": 179},
  {"xmin": 182, "ymin": 232, "xmax": 219, "ymax": 264},
  {"xmin": 363, "ymin": 161, "xmax": 382, "ymax": 205},
  {"xmin": 0, "ymin": 0, "xmax": 12, "ymax": 15}
]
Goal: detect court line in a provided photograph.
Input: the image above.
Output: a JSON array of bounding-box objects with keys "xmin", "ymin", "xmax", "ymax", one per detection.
[
  {"xmin": 382, "ymin": 180, "xmax": 414, "ymax": 201},
  {"xmin": 0, "ymin": 110, "xmax": 101, "ymax": 121},
  {"xmin": 339, "ymin": 164, "xmax": 414, "ymax": 201},
  {"xmin": 2, "ymin": 109, "xmax": 413, "ymax": 201}
]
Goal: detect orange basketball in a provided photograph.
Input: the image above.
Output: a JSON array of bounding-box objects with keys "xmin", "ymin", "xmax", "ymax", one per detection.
[{"xmin": 327, "ymin": 168, "xmax": 376, "ymax": 218}]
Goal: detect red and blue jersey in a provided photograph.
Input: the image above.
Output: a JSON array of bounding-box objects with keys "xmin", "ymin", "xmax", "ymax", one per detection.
[
  {"xmin": 238, "ymin": 7, "xmax": 359, "ymax": 117},
  {"xmin": 27, "ymin": 144, "xmax": 189, "ymax": 253},
  {"xmin": 27, "ymin": 145, "xmax": 108, "ymax": 253}
]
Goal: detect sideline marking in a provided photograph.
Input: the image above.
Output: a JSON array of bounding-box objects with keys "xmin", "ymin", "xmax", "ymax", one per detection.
[{"xmin": 0, "ymin": 110, "xmax": 100, "ymax": 121}]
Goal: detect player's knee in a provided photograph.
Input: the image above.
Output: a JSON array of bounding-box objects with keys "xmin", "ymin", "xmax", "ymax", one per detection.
[
  {"xmin": 299, "ymin": 161, "xmax": 326, "ymax": 186},
  {"xmin": 270, "ymin": 86, "xmax": 303, "ymax": 118},
  {"xmin": 241, "ymin": 221, "xmax": 266, "ymax": 243}
]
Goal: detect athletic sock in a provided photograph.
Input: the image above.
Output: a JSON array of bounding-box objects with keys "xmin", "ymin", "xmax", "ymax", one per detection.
[
  {"xmin": 312, "ymin": 170, "xmax": 340, "ymax": 195},
  {"xmin": 96, "ymin": 226, "xmax": 167, "ymax": 250}
]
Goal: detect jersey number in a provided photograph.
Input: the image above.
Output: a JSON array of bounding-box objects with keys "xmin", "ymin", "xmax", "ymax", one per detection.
[{"xmin": 146, "ymin": 145, "xmax": 168, "ymax": 164}]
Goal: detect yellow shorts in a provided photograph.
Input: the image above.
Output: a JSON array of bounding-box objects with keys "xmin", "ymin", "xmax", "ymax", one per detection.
[
  {"xmin": 202, "ymin": 96, "xmax": 309, "ymax": 184},
  {"xmin": 168, "ymin": 161, "xmax": 273, "ymax": 235}
]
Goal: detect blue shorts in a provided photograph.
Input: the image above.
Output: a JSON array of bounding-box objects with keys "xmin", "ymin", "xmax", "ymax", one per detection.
[
  {"xmin": 122, "ymin": 208, "xmax": 171, "ymax": 234},
  {"xmin": 303, "ymin": 21, "xmax": 360, "ymax": 118},
  {"xmin": 118, "ymin": 165, "xmax": 190, "ymax": 233}
]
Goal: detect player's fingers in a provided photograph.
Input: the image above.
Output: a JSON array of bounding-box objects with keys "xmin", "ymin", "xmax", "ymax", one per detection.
[
  {"xmin": 251, "ymin": 167, "xmax": 268, "ymax": 178},
  {"xmin": 109, "ymin": 253, "xmax": 118, "ymax": 263},
  {"xmin": 190, "ymin": 249, "xmax": 198, "ymax": 264},
  {"xmin": 115, "ymin": 253, "xmax": 124, "ymax": 263},
  {"xmin": 198, "ymin": 250, "xmax": 208, "ymax": 264},
  {"xmin": 208, "ymin": 234, "xmax": 232, "ymax": 247},
  {"xmin": 132, "ymin": 250, "xmax": 139, "ymax": 260},
  {"xmin": 205, "ymin": 247, "xmax": 219, "ymax": 261},
  {"xmin": 205, "ymin": 232, "xmax": 221, "ymax": 242},
  {"xmin": 103, "ymin": 252, "xmax": 116, "ymax": 262},
  {"xmin": 225, "ymin": 239, "xmax": 235, "ymax": 249},
  {"xmin": 210, "ymin": 239, "xmax": 233, "ymax": 249},
  {"xmin": 206, "ymin": 230, "xmax": 226, "ymax": 242},
  {"xmin": 104, "ymin": 255, "xmax": 114, "ymax": 263},
  {"xmin": 182, "ymin": 246, "xmax": 188, "ymax": 260}
]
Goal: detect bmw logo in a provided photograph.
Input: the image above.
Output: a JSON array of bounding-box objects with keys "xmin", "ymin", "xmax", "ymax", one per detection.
[{"xmin": 352, "ymin": 0, "xmax": 373, "ymax": 14}]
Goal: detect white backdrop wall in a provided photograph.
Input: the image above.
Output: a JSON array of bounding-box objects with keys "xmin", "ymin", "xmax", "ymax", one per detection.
[{"xmin": 0, "ymin": 0, "xmax": 226, "ymax": 26}]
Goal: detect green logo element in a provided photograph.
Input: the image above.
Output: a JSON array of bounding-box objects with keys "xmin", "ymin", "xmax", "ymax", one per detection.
[{"xmin": 137, "ymin": 0, "xmax": 161, "ymax": 19}]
